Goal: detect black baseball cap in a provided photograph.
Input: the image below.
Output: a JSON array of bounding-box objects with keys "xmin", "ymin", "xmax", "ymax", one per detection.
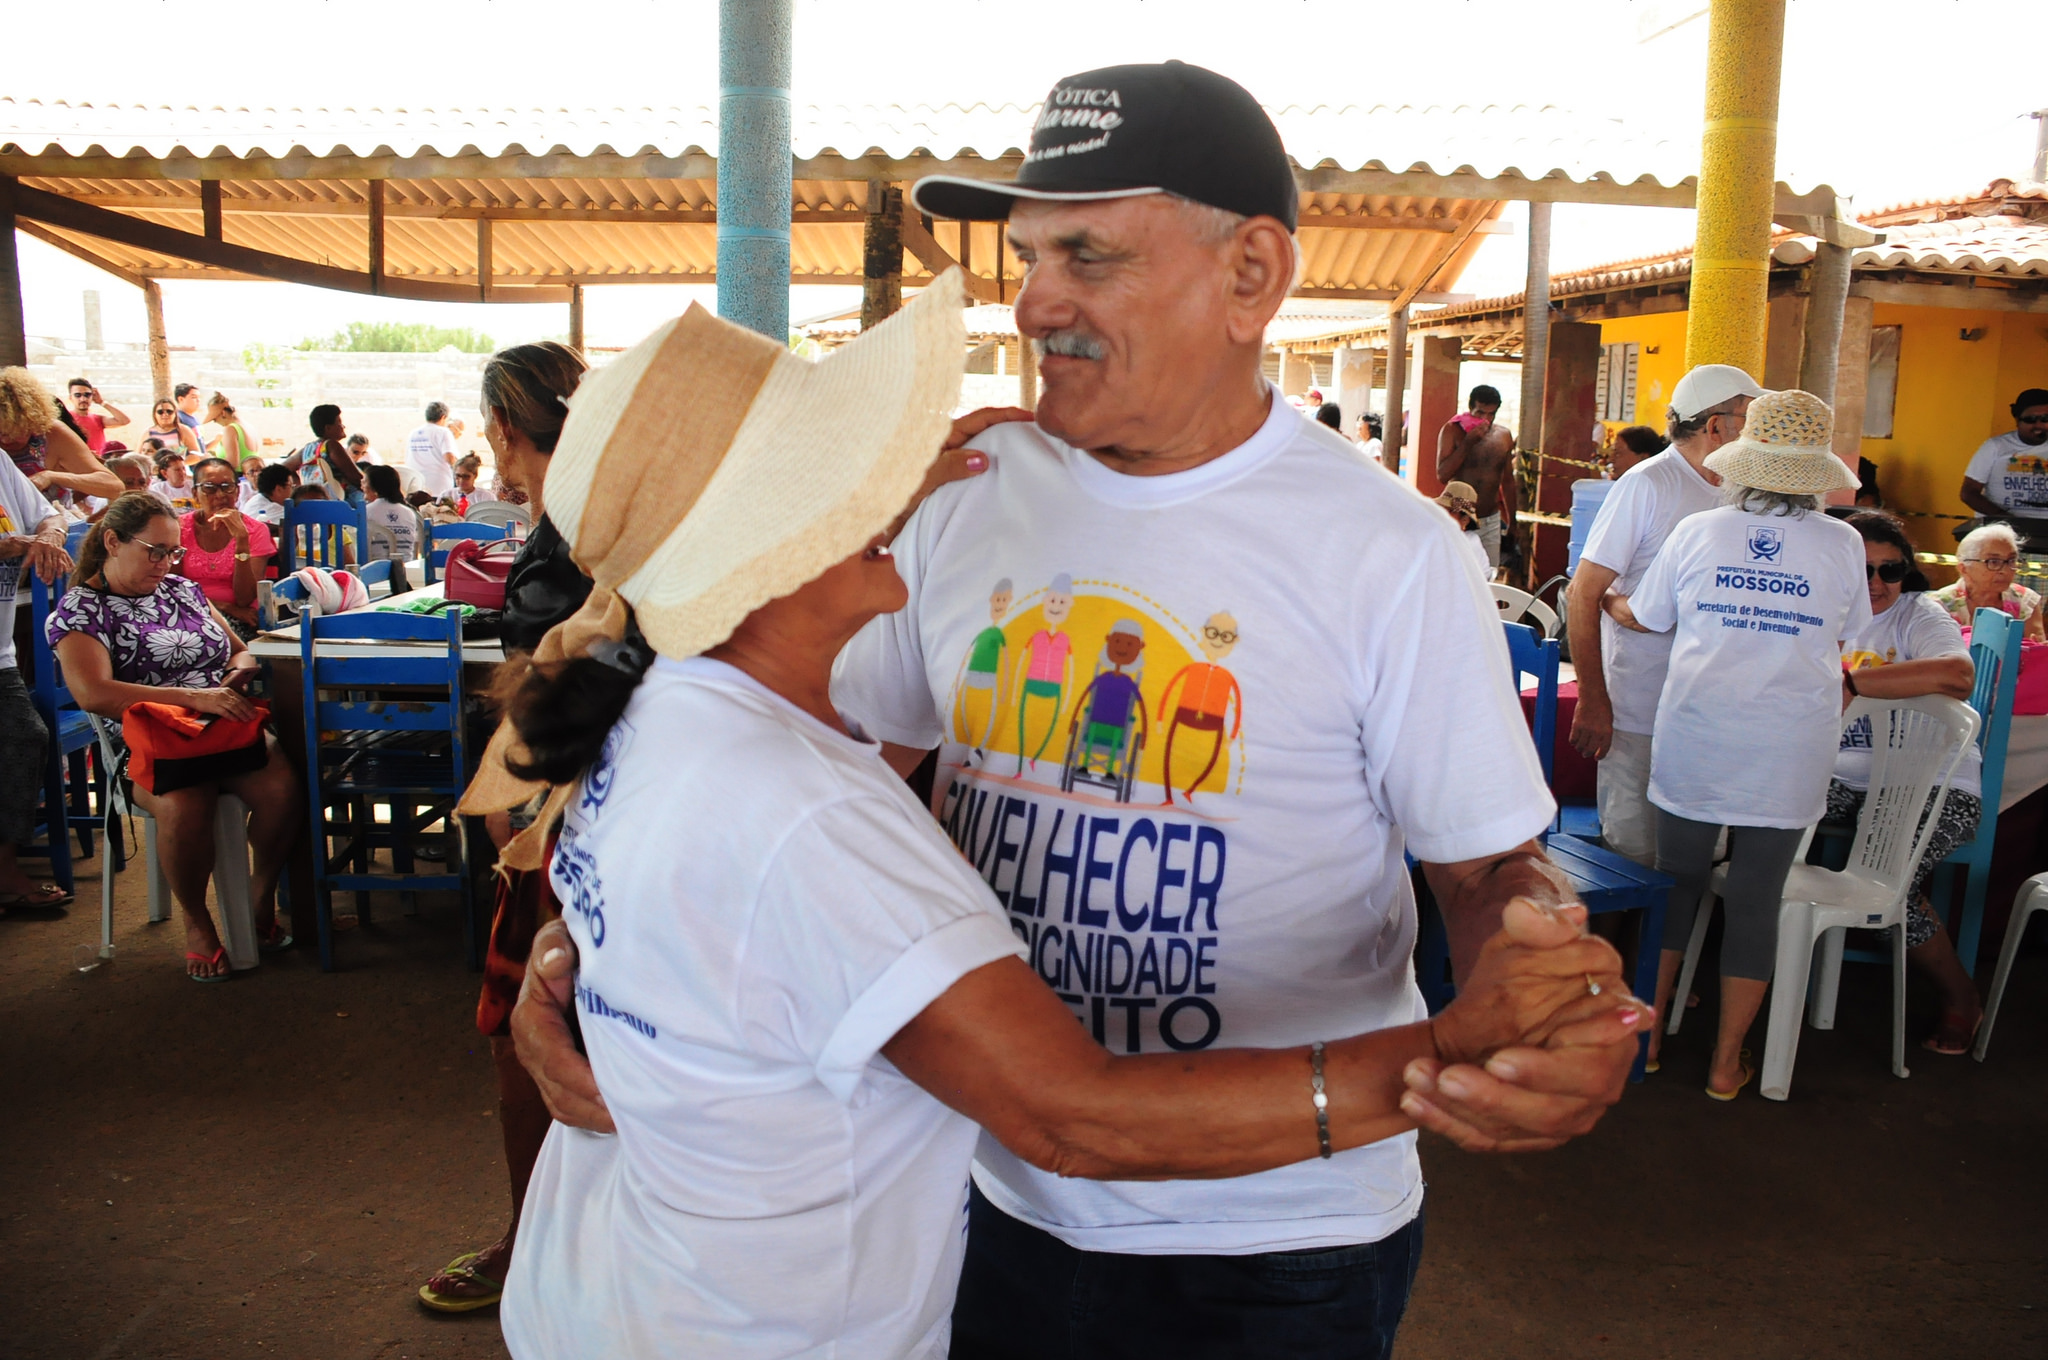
[{"xmin": 911, "ymin": 61, "xmax": 1298, "ymax": 231}]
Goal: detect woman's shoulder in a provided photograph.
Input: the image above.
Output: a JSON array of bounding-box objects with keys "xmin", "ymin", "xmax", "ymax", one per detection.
[{"xmin": 2011, "ymin": 582, "xmax": 2043, "ymax": 610}]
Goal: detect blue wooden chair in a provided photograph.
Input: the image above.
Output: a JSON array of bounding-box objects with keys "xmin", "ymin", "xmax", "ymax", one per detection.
[
  {"xmin": 421, "ymin": 522, "xmax": 507, "ymax": 585},
  {"xmin": 300, "ymin": 608, "xmax": 478, "ymax": 971},
  {"xmin": 1931, "ymin": 607, "xmax": 2022, "ymax": 975},
  {"xmin": 1504, "ymin": 620, "xmax": 1560, "ymax": 789},
  {"xmin": 25, "ymin": 572, "xmax": 104, "ymax": 893},
  {"xmin": 278, "ymin": 499, "xmax": 367, "ymax": 574}
]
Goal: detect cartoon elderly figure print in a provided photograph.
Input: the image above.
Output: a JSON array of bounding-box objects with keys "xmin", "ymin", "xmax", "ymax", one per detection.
[
  {"xmin": 951, "ymin": 578, "xmax": 1014, "ymax": 758},
  {"xmin": 1157, "ymin": 611, "xmax": 1244, "ymax": 806},
  {"xmin": 1062, "ymin": 617, "xmax": 1150, "ymax": 801},
  {"xmin": 1013, "ymin": 572, "xmax": 1077, "ymax": 774}
]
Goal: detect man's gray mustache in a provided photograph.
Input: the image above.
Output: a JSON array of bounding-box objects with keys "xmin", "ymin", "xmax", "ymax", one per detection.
[{"xmin": 1034, "ymin": 331, "xmax": 1107, "ymax": 361}]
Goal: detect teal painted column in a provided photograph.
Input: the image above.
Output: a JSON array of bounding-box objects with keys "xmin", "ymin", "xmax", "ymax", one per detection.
[{"xmin": 718, "ymin": 0, "xmax": 792, "ymax": 340}]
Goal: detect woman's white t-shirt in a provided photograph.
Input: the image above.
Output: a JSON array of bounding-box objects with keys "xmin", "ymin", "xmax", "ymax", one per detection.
[
  {"xmin": 501, "ymin": 657, "xmax": 1025, "ymax": 1360},
  {"xmin": 1631, "ymin": 505, "xmax": 1872, "ymax": 827},
  {"xmin": 365, "ymin": 499, "xmax": 419, "ymax": 560},
  {"xmin": 1837, "ymin": 591, "xmax": 1981, "ymax": 797}
]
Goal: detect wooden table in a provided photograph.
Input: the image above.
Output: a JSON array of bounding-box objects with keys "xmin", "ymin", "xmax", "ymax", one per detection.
[{"xmin": 249, "ymin": 583, "xmax": 503, "ymax": 949}]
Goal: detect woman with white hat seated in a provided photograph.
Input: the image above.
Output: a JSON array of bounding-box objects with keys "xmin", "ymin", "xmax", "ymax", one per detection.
[
  {"xmin": 461, "ymin": 272, "xmax": 1646, "ymax": 1359},
  {"xmin": 1605, "ymin": 390, "xmax": 1870, "ymax": 1099}
]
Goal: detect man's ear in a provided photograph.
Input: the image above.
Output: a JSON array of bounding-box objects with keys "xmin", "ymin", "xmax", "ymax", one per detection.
[{"xmin": 1221, "ymin": 217, "xmax": 1297, "ymax": 347}]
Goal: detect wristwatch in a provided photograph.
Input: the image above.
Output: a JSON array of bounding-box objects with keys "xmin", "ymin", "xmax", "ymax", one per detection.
[{"xmin": 235, "ymin": 551, "xmax": 252, "ymax": 562}]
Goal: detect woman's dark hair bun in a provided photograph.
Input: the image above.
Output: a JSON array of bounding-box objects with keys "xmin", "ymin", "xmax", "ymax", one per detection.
[{"xmin": 498, "ymin": 614, "xmax": 653, "ymax": 786}]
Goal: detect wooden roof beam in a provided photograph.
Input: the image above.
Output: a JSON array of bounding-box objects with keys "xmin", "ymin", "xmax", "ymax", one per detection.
[
  {"xmin": 14, "ymin": 220, "xmax": 149, "ymax": 288},
  {"xmin": 898, "ymin": 209, "xmax": 1001, "ymax": 303},
  {"xmin": 9, "ymin": 181, "xmax": 568, "ymax": 302},
  {"xmin": 1387, "ymin": 206, "xmax": 1499, "ymax": 310}
]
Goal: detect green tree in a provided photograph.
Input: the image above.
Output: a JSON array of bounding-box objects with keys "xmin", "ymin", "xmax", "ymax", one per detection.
[
  {"xmin": 242, "ymin": 342, "xmax": 291, "ymax": 407},
  {"xmin": 298, "ymin": 321, "xmax": 496, "ymax": 353}
]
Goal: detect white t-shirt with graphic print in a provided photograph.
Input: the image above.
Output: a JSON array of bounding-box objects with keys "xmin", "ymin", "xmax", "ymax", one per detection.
[
  {"xmin": 1837, "ymin": 591, "xmax": 1981, "ymax": 797},
  {"xmin": 501, "ymin": 658, "xmax": 1025, "ymax": 1360},
  {"xmin": 833, "ymin": 389, "xmax": 1557, "ymax": 1256},
  {"xmin": 0, "ymin": 454, "xmax": 56, "ymax": 670},
  {"xmin": 1630, "ymin": 504, "xmax": 1872, "ymax": 828},
  {"xmin": 1963, "ymin": 431, "xmax": 2048, "ymax": 513},
  {"xmin": 1577, "ymin": 449, "xmax": 1724, "ymax": 735}
]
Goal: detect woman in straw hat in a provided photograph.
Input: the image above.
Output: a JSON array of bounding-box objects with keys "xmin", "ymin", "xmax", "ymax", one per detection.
[
  {"xmin": 464, "ymin": 273, "xmax": 1641, "ymax": 1358},
  {"xmin": 1605, "ymin": 390, "xmax": 1869, "ymax": 1099}
]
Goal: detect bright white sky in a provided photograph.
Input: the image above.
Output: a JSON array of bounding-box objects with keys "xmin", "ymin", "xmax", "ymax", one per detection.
[{"xmin": 10, "ymin": 0, "xmax": 2043, "ymax": 351}]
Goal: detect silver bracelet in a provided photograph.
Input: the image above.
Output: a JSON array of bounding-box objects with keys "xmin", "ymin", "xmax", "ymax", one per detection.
[{"xmin": 1309, "ymin": 1041, "xmax": 1332, "ymax": 1159}]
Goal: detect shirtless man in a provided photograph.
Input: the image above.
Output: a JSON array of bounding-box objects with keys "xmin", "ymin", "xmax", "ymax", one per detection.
[{"xmin": 1436, "ymin": 384, "xmax": 1516, "ymax": 571}]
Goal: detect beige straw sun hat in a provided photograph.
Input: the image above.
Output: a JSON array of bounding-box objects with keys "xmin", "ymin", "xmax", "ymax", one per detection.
[
  {"xmin": 461, "ymin": 269, "xmax": 968, "ymax": 860},
  {"xmin": 1701, "ymin": 389, "xmax": 1858, "ymax": 495}
]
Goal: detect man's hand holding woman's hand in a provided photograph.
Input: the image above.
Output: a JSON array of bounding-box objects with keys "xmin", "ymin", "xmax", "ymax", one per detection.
[{"xmin": 1402, "ymin": 898, "xmax": 1648, "ymax": 1152}]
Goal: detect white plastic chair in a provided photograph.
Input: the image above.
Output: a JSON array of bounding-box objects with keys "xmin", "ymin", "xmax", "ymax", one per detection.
[
  {"xmin": 1490, "ymin": 583, "xmax": 1560, "ymax": 639},
  {"xmin": 464, "ymin": 499, "xmax": 531, "ymax": 531},
  {"xmin": 1667, "ymin": 698, "xmax": 1977, "ymax": 1101},
  {"xmin": 88, "ymin": 716, "xmax": 261, "ymax": 971},
  {"xmin": 1974, "ymin": 873, "xmax": 2048, "ymax": 1062}
]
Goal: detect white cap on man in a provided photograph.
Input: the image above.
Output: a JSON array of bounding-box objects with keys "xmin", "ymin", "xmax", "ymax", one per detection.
[{"xmin": 1669, "ymin": 364, "xmax": 1765, "ymax": 421}]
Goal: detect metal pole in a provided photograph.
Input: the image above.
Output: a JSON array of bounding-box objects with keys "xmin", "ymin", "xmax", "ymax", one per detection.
[
  {"xmin": 1382, "ymin": 307, "xmax": 1409, "ymax": 474},
  {"xmin": 0, "ymin": 177, "xmax": 24, "ymax": 368},
  {"xmin": 1798, "ymin": 241, "xmax": 1851, "ymax": 403},
  {"xmin": 718, "ymin": 0, "xmax": 793, "ymax": 341},
  {"xmin": 1520, "ymin": 201, "xmax": 1552, "ymax": 453},
  {"xmin": 1684, "ymin": 0, "xmax": 1786, "ymax": 376}
]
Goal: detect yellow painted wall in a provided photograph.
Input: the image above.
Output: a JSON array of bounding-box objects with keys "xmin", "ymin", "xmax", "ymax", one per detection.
[
  {"xmin": 1861, "ymin": 305, "xmax": 2048, "ymax": 557},
  {"xmin": 1591, "ymin": 309, "xmax": 1689, "ymax": 434},
  {"xmin": 1596, "ymin": 303, "xmax": 2048, "ymax": 559}
]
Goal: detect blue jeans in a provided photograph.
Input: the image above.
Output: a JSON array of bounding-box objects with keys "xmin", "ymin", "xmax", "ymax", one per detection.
[{"xmin": 950, "ymin": 1184, "xmax": 1424, "ymax": 1360}]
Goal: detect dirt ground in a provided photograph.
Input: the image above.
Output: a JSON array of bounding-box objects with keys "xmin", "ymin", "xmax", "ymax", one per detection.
[{"xmin": 3, "ymin": 850, "xmax": 2045, "ymax": 1360}]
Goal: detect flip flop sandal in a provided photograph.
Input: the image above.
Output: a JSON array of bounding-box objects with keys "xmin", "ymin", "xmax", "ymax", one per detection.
[
  {"xmin": 258, "ymin": 925, "xmax": 294, "ymax": 954},
  {"xmin": 0, "ymin": 884, "xmax": 75, "ymax": 913},
  {"xmin": 185, "ymin": 947, "xmax": 232, "ymax": 983},
  {"xmin": 1922, "ymin": 1011, "xmax": 1982, "ymax": 1056},
  {"xmin": 1705, "ymin": 1049, "xmax": 1754, "ymax": 1101},
  {"xmin": 418, "ymin": 1252, "xmax": 505, "ymax": 1313}
]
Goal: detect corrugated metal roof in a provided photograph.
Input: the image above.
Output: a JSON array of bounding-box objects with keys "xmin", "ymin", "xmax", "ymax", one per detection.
[
  {"xmin": 2, "ymin": 97, "xmax": 1827, "ymax": 191},
  {"xmin": 0, "ymin": 97, "xmax": 1841, "ymax": 305},
  {"xmin": 800, "ymin": 302, "xmax": 1388, "ymax": 344}
]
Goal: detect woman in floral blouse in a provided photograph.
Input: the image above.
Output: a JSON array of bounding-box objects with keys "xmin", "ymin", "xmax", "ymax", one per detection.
[
  {"xmin": 1933, "ymin": 522, "xmax": 2047, "ymax": 643},
  {"xmin": 47, "ymin": 493, "xmax": 303, "ymax": 980}
]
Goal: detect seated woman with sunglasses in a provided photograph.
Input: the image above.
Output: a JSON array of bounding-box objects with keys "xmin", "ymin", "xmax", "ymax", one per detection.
[
  {"xmin": 1934, "ymin": 522, "xmax": 2046, "ymax": 643},
  {"xmin": 1833, "ymin": 511, "xmax": 1986, "ymax": 1054},
  {"xmin": 46, "ymin": 493, "xmax": 303, "ymax": 980},
  {"xmin": 176, "ymin": 457, "xmax": 277, "ymax": 638},
  {"xmin": 140, "ymin": 398, "xmax": 200, "ymax": 460}
]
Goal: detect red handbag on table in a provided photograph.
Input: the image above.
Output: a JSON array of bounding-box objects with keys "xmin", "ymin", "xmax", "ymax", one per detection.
[
  {"xmin": 442, "ymin": 538, "xmax": 519, "ymax": 610},
  {"xmin": 121, "ymin": 701, "xmax": 271, "ymax": 795}
]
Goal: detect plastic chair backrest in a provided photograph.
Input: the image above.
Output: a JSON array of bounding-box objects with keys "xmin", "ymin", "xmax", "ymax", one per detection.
[
  {"xmin": 280, "ymin": 499, "xmax": 368, "ymax": 572},
  {"xmin": 1843, "ymin": 696, "xmax": 1978, "ymax": 899},
  {"xmin": 464, "ymin": 500, "xmax": 531, "ymax": 530},
  {"xmin": 1503, "ymin": 620, "xmax": 1560, "ymax": 787},
  {"xmin": 1966, "ymin": 606, "xmax": 2023, "ymax": 797},
  {"xmin": 1491, "ymin": 583, "xmax": 1560, "ymax": 639},
  {"xmin": 424, "ymin": 521, "xmax": 507, "ymax": 583},
  {"xmin": 64, "ymin": 520, "xmax": 91, "ymax": 558}
]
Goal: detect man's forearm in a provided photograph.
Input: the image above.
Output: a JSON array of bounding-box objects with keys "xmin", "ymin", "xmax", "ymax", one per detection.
[
  {"xmin": 1425, "ymin": 844, "xmax": 1576, "ymax": 984},
  {"xmin": 1565, "ymin": 585, "xmax": 1611, "ymax": 706}
]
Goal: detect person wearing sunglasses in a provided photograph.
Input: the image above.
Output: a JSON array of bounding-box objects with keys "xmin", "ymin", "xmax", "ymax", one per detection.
[
  {"xmin": 142, "ymin": 398, "xmax": 199, "ymax": 459},
  {"xmin": 1934, "ymin": 522, "xmax": 2047, "ymax": 643},
  {"xmin": 1958, "ymin": 388, "xmax": 2048, "ymax": 521},
  {"xmin": 1829, "ymin": 510, "xmax": 1986, "ymax": 1054},
  {"xmin": 46, "ymin": 492, "xmax": 302, "ymax": 979},
  {"xmin": 175, "ymin": 456, "xmax": 276, "ymax": 638}
]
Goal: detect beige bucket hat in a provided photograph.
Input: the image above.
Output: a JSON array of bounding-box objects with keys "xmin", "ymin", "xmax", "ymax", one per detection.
[
  {"xmin": 460, "ymin": 269, "xmax": 968, "ymax": 863},
  {"xmin": 1702, "ymin": 389, "xmax": 1858, "ymax": 495}
]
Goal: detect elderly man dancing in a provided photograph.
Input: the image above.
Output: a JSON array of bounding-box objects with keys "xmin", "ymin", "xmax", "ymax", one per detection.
[{"xmin": 516, "ymin": 61, "xmax": 1643, "ymax": 1360}]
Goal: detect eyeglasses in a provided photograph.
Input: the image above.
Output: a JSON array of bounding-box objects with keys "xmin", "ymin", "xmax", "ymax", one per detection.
[
  {"xmin": 2018, "ymin": 414, "xmax": 2048, "ymax": 425},
  {"xmin": 196, "ymin": 479, "xmax": 238, "ymax": 494},
  {"xmin": 154, "ymin": 407, "xmax": 176, "ymax": 417},
  {"xmin": 1964, "ymin": 556, "xmax": 2020, "ymax": 571},
  {"xmin": 120, "ymin": 537, "xmax": 186, "ymax": 565},
  {"xmin": 1865, "ymin": 559, "xmax": 1910, "ymax": 583},
  {"xmin": 1202, "ymin": 625, "xmax": 1239, "ymax": 645}
]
